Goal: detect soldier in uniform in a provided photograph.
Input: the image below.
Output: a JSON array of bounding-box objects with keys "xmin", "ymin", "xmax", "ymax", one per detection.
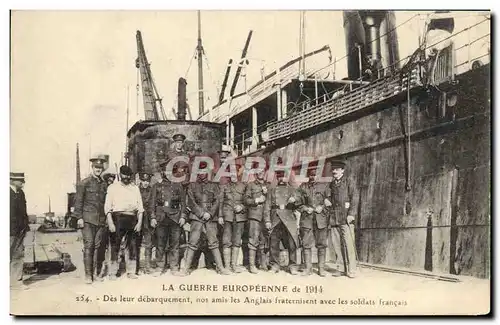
[
  {"xmin": 149, "ymin": 161, "xmax": 187, "ymax": 276},
  {"xmin": 297, "ymin": 165, "xmax": 337, "ymax": 277},
  {"xmin": 220, "ymin": 163, "xmax": 247, "ymax": 273},
  {"xmin": 74, "ymin": 156, "xmax": 108, "ymax": 284},
  {"xmin": 138, "ymin": 171, "xmax": 155, "ymax": 274},
  {"xmin": 168, "ymin": 133, "xmax": 187, "ymax": 162},
  {"xmin": 179, "ymin": 161, "xmax": 231, "ymax": 276},
  {"xmin": 10, "ymin": 172, "xmax": 29, "ymax": 290},
  {"xmin": 244, "ymin": 165, "xmax": 269, "ymax": 274},
  {"xmin": 328, "ymin": 159, "xmax": 358, "ymax": 278},
  {"xmin": 265, "ymin": 169, "xmax": 301, "ymax": 275}
]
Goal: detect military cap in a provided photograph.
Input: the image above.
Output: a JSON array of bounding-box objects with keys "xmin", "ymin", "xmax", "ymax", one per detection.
[
  {"xmin": 119, "ymin": 165, "xmax": 134, "ymax": 176},
  {"xmin": 90, "ymin": 154, "xmax": 107, "ymax": 167},
  {"xmin": 275, "ymin": 169, "xmax": 286, "ymax": 177},
  {"xmin": 330, "ymin": 159, "xmax": 346, "ymax": 169},
  {"xmin": 10, "ymin": 172, "xmax": 25, "ymax": 182},
  {"xmin": 172, "ymin": 133, "xmax": 186, "ymax": 142},
  {"xmin": 138, "ymin": 171, "xmax": 152, "ymax": 181}
]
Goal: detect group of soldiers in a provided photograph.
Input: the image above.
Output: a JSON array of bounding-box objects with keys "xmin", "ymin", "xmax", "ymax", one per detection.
[{"xmin": 74, "ymin": 134, "xmax": 358, "ymax": 284}]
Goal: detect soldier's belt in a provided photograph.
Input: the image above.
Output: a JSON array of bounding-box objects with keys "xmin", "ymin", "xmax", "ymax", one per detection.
[{"xmin": 273, "ymin": 204, "xmax": 292, "ymax": 210}]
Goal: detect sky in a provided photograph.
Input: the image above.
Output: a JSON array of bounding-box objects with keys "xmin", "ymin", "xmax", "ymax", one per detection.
[{"xmin": 10, "ymin": 10, "xmax": 490, "ymax": 215}]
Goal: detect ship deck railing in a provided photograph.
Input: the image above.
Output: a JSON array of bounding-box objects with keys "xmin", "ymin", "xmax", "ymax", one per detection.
[{"xmin": 266, "ymin": 68, "xmax": 423, "ymax": 142}]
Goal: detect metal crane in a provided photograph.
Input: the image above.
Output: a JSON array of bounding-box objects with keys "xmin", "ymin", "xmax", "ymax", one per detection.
[{"xmin": 135, "ymin": 30, "xmax": 167, "ymax": 120}]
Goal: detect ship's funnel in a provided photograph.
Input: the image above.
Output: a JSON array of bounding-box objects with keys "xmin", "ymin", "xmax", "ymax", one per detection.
[
  {"xmin": 343, "ymin": 11, "xmax": 367, "ymax": 81},
  {"xmin": 177, "ymin": 77, "xmax": 187, "ymax": 121},
  {"xmin": 343, "ymin": 10, "xmax": 400, "ymax": 79}
]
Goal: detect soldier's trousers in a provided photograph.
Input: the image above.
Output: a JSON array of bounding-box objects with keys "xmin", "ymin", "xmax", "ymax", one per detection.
[
  {"xmin": 188, "ymin": 220, "xmax": 219, "ymax": 250},
  {"xmin": 330, "ymin": 224, "xmax": 357, "ymax": 273},
  {"xmin": 299, "ymin": 220, "xmax": 328, "ymax": 250},
  {"xmin": 247, "ymin": 219, "xmax": 266, "ymax": 251},
  {"xmin": 269, "ymin": 221, "xmax": 297, "ymax": 268},
  {"xmin": 142, "ymin": 224, "xmax": 155, "ymax": 253},
  {"xmin": 222, "ymin": 221, "xmax": 245, "ymax": 248},
  {"xmin": 156, "ymin": 218, "xmax": 182, "ymax": 271},
  {"xmin": 191, "ymin": 232, "xmax": 215, "ymax": 270},
  {"xmin": 109, "ymin": 213, "xmax": 141, "ymax": 275},
  {"xmin": 82, "ymin": 222, "xmax": 107, "ymax": 279},
  {"xmin": 10, "ymin": 230, "xmax": 26, "ymax": 286}
]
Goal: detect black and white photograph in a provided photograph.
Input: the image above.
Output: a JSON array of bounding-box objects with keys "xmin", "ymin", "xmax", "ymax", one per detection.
[{"xmin": 9, "ymin": 9, "xmax": 491, "ymax": 315}]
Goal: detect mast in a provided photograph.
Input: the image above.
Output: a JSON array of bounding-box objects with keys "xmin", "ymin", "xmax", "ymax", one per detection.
[
  {"xmin": 76, "ymin": 143, "xmax": 81, "ymax": 185},
  {"xmin": 197, "ymin": 11, "xmax": 205, "ymax": 116},
  {"xmin": 48, "ymin": 196, "xmax": 51, "ymax": 213}
]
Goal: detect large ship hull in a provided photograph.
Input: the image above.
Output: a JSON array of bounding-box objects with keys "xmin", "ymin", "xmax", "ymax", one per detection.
[{"xmin": 266, "ymin": 64, "xmax": 490, "ymax": 278}]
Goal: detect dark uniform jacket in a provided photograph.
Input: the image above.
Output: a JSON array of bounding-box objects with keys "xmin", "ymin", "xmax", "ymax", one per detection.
[
  {"xmin": 329, "ymin": 176, "xmax": 356, "ymax": 226},
  {"xmin": 149, "ymin": 178, "xmax": 186, "ymax": 224},
  {"xmin": 297, "ymin": 181, "xmax": 331, "ymax": 230},
  {"xmin": 74, "ymin": 175, "xmax": 107, "ymax": 226},
  {"xmin": 244, "ymin": 181, "xmax": 268, "ymax": 222},
  {"xmin": 220, "ymin": 182, "xmax": 247, "ymax": 222},
  {"xmin": 265, "ymin": 182, "xmax": 301, "ymax": 245},
  {"xmin": 10, "ymin": 188, "xmax": 29, "ymax": 236},
  {"xmin": 140, "ymin": 185, "xmax": 152, "ymax": 227},
  {"xmin": 187, "ymin": 180, "xmax": 221, "ymax": 222}
]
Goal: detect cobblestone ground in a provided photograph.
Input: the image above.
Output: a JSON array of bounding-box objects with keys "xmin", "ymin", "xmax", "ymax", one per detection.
[{"xmin": 10, "ymin": 227, "xmax": 490, "ymax": 316}]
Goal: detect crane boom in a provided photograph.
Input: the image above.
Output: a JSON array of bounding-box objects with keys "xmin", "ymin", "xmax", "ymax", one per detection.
[
  {"xmin": 136, "ymin": 30, "xmax": 166, "ymax": 120},
  {"xmin": 229, "ymin": 30, "xmax": 253, "ymax": 97}
]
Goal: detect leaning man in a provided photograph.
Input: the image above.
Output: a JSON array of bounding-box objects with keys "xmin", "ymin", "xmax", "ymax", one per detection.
[
  {"xmin": 105, "ymin": 165, "xmax": 144, "ymax": 280},
  {"xmin": 10, "ymin": 172, "xmax": 30, "ymax": 290}
]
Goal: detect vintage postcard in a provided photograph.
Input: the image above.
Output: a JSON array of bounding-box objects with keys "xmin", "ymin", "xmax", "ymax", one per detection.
[{"xmin": 9, "ymin": 9, "xmax": 491, "ymax": 316}]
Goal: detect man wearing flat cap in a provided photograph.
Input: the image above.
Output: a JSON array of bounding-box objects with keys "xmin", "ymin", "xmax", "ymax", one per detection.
[
  {"xmin": 10, "ymin": 172, "xmax": 29, "ymax": 290},
  {"xmin": 328, "ymin": 159, "xmax": 358, "ymax": 278},
  {"xmin": 138, "ymin": 171, "xmax": 156, "ymax": 274},
  {"xmin": 74, "ymin": 156, "xmax": 108, "ymax": 284},
  {"xmin": 149, "ymin": 161, "xmax": 187, "ymax": 276},
  {"xmin": 105, "ymin": 165, "xmax": 144, "ymax": 280}
]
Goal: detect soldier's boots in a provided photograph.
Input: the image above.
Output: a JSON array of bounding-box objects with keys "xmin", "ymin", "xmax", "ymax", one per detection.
[
  {"xmin": 126, "ymin": 261, "xmax": 138, "ymax": 279},
  {"xmin": 248, "ymin": 249, "xmax": 259, "ymax": 274},
  {"xmin": 268, "ymin": 264, "xmax": 280, "ymax": 273},
  {"xmin": 143, "ymin": 250, "xmax": 153, "ymax": 274},
  {"xmin": 222, "ymin": 247, "xmax": 232, "ymax": 270},
  {"xmin": 84, "ymin": 251, "xmax": 94, "ymax": 284},
  {"xmin": 289, "ymin": 265, "xmax": 300, "ymax": 275},
  {"xmin": 107, "ymin": 261, "xmax": 118, "ymax": 280},
  {"xmin": 301, "ymin": 249, "xmax": 313, "ymax": 276},
  {"xmin": 318, "ymin": 248, "xmax": 328, "ymax": 277},
  {"xmin": 178, "ymin": 248, "xmax": 196, "ymax": 277},
  {"xmin": 152, "ymin": 259, "xmax": 167, "ymax": 277},
  {"xmin": 231, "ymin": 247, "xmax": 246, "ymax": 273},
  {"xmin": 258, "ymin": 249, "xmax": 268, "ymax": 271},
  {"xmin": 212, "ymin": 249, "xmax": 232, "ymax": 275}
]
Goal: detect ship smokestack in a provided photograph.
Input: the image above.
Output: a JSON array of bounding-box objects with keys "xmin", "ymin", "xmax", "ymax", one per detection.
[
  {"xmin": 343, "ymin": 10, "xmax": 400, "ymax": 79},
  {"xmin": 343, "ymin": 11, "xmax": 366, "ymax": 81},
  {"xmin": 177, "ymin": 77, "xmax": 187, "ymax": 121}
]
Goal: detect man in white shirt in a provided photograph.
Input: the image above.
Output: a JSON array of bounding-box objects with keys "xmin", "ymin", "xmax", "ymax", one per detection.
[{"xmin": 105, "ymin": 165, "xmax": 144, "ymax": 279}]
